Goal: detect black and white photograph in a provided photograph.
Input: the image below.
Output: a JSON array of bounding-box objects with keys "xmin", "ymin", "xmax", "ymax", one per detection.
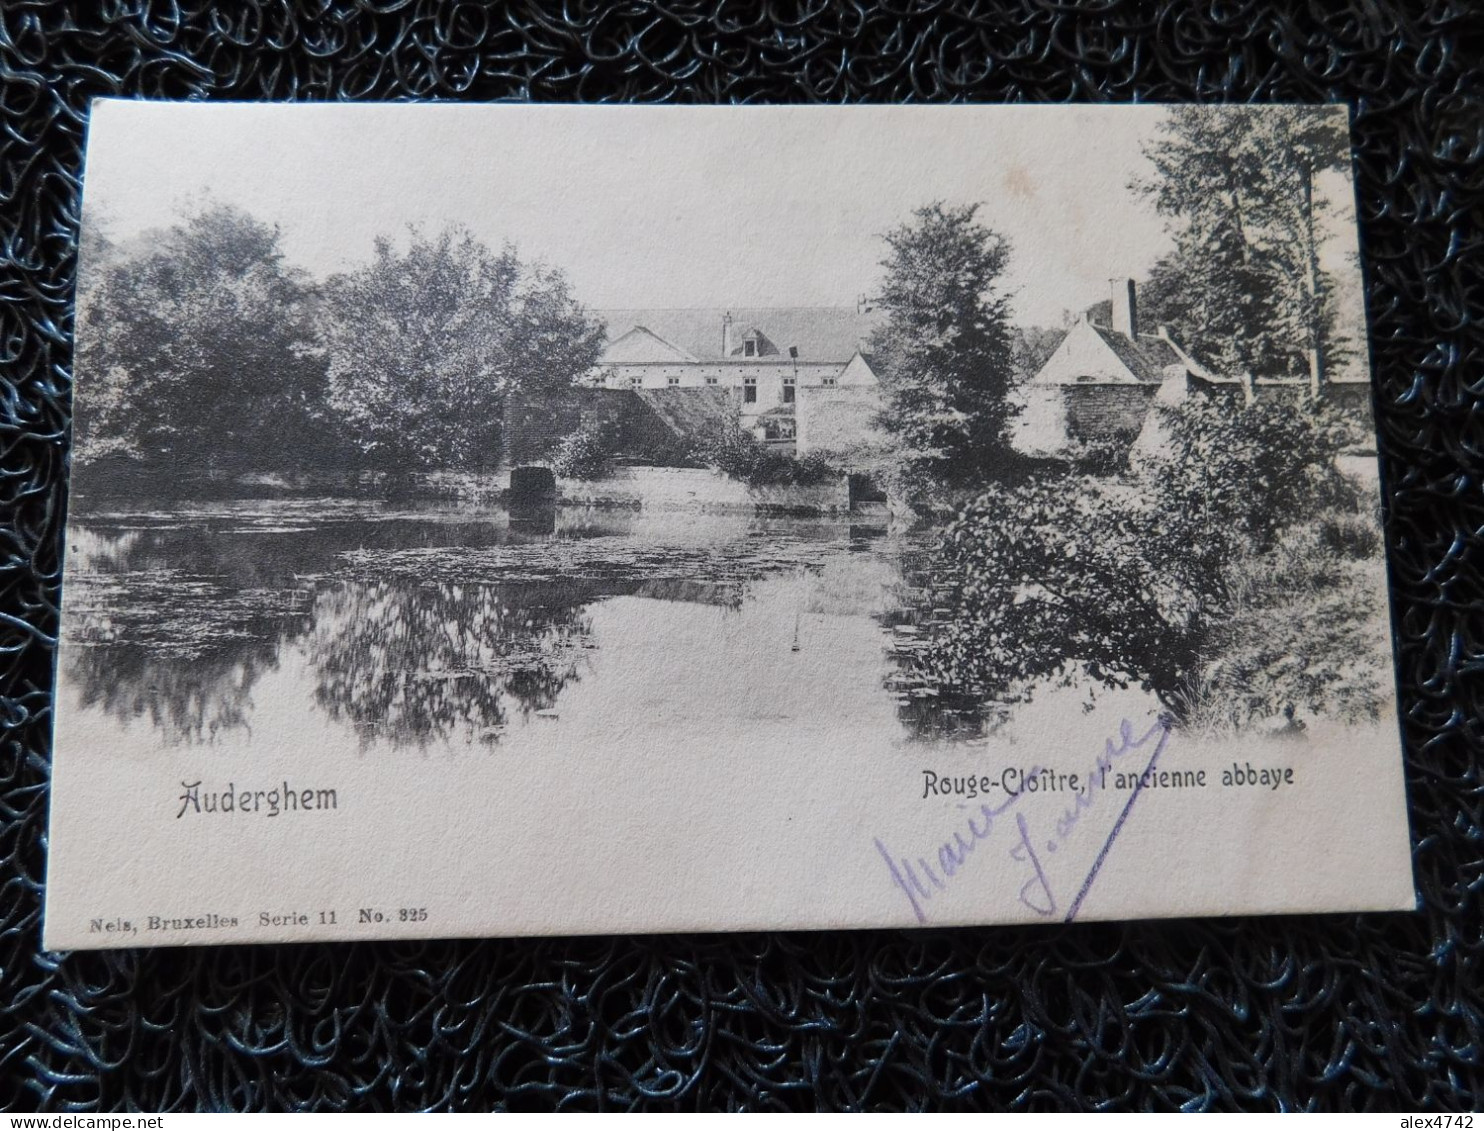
[{"xmin": 45, "ymin": 102, "xmax": 1413, "ymax": 948}]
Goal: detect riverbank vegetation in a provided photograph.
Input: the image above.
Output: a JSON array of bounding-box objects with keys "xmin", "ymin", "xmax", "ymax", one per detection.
[
  {"xmin": 550, "ymin": 410, "xmax": 840, "ymax": 488},
  {"xmin": 75, "ymin": 204, "xmax": 602, "ymax": 483},
  {"xmin": 683, "ymin": 421, "xmax": 839, "ymax": 488},
  {"xmin": 909, "ymin": 397, "xmax": 1385, "ymax": 731}
]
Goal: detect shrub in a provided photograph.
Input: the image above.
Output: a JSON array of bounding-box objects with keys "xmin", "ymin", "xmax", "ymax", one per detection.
[
  {"xmin": 1067, "ymin": 435, "xmax": 1130, "ymax": 477},
  {"xmin": 914, "ymin": 475, "xmax": 1206, "ymax": 714},
  {"xmin": 687, "ymin": 423, "xmax": 839, "ymax": 487},
  {"xmin": 787, "ymin": 451, "xmax": 842, "ymax": 486},
  {"xmin": 1133, "ymin": 395, "xmax": 1356, "ymax": 552},
  {"xmin": 549, "ymin": 419, "xmax": 616, "ymax": 480},
  {"xmin": 1174, "ymin": 529, "xmax": 1388, "ymax": 733},
  {"xmin": 905, "ymin": 395, "xmax": 1385, "ymax": 730}
]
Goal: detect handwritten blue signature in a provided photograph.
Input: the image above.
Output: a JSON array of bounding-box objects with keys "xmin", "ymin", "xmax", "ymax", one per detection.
[{"xmin": 875, "ymin": 716, "xmax": 1171, "ymax": 924}]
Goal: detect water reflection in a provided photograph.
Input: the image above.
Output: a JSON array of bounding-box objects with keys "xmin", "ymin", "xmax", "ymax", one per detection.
[
  {"xmin": 64, "ymin": 504, "xmax": 953, "ymax": 749},
  {"xmin": 64, "ymin": 525, "xmax": 316, "ymax": 744},
  {"xmin": 307, "ymin": 581, "xmax": 594, "ymax": 747},
  {"xmin": 71, "ymin": 637, "xmax": 284, "ymax": 745},
  {"xmin": 507, "ymin": 509, "xmax": 557, "ymax": 536},
  {"xmin": 876, "ymin": 548, "xmax": 1002, "ymax": 741}
]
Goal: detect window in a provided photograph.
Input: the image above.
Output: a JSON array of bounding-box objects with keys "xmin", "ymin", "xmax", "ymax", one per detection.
[
  {"xmin": 822, "ymin": 375, "xmax": 837, "ymax": 388},
  {"xmin": 628, "ymin": 375, "xmax": 642, "ymax": 389},
  {"xmin": 667, "ymin": 375, "xmax": 681, "ymax": 387},
  {"xmin": 743, "ymin": 339, "xmax": 757, "ymax": 358},
  {"xmin": 743, "ymin": 377, "xmax": 757, "ymax": 404},
  {"xmin": 704, "ymin": 375, "xmax": 718, "ymax": 386},
  {"xmin": 782, "ymin": 377, "xmax": 796, "ymax": 404}
]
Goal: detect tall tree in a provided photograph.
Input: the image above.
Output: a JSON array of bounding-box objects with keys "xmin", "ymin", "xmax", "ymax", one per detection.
[
  {"xmin": 321, "ymin": 227, "xmax": 604, "ymax": 471},
  {"xmin": 1136, "ymin": 106, "xmax": 1351, "ymax": 389},
  {"xmin": 74, "ymin": 204, "xmax": 327, "ymax": 473},
  {"xmin": 867, "ymin": 202, "xmax": 1017, "ymax": 492}
]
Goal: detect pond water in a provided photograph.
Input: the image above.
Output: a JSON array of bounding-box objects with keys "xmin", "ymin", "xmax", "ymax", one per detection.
[{"xmin": 60, "ymin": 499, "xmax": 981, "ymax": 754}]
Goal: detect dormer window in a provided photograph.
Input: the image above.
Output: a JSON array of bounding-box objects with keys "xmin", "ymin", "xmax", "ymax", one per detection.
[{"xmin": 743, "ymin": 339, "xmax": 758, "ymax": 358}]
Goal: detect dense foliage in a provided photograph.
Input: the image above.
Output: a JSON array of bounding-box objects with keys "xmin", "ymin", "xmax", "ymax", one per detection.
[
  {"xmin": 548, "ymin": 418, "xmax": 618, "ymax": 480},
  {"xmin": 323, "ymin": 227, "xmax": 604, "ymax": 471},
  {"xmin": 74, "ymin": 205, "xmax": 330, "ymax": 474},
  {"xmin": 914, "ymin": 396, "xmax": 1384, "ymax": 729},
  {"xmin": 685, "ymin": 421, "xmax": 838, "ymax": 487},
  {"xmin": 75, "ymin": 209, "xmax": 602, "ymax": 479},
  {"xmin": 1135, "ymin": 106, "xmax": 1352, "ymax": 384}
]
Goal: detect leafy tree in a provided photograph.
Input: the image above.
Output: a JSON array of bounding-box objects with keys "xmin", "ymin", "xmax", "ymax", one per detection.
[
  {"xmin": 1135, "ymin": 106, "xmax": 1352, "ymax": 386},
  {"xmin": 1134, "ymin": 393, "xmax": 1356, "ymax": 559},
  {"xmin": 910, "ymin": 395, "xmax": 1377, "ymax": 727},
  {"xmin": 321, "ymin": 227, "xmax": 604, "ymax": 471},
  {"xmin": 74, "ymin": 204, "xmax": 328, "ymax": 474},
  {"xmin": 867, "ymin": 202, "xmax": 1018, "ymax": 495}
]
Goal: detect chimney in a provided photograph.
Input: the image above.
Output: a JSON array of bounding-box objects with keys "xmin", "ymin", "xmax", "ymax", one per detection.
[
  {"xmin": 1109, "ymin": 278, "xmax": 1138, "ymax": 339},
  {"xmin": 721, "ymin": 312, "xmax": 734, "ymax": 357}
]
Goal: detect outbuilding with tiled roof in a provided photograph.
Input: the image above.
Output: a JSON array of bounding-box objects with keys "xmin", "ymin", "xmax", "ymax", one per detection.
[{"xmin": 1013, "ymin": 278, "xmax": 1214, "ymax": 457}]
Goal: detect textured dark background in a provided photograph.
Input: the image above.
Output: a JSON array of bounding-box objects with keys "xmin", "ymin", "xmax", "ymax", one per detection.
[{"xmin": 2, "ymin": 0, "xmax": 1481, "ymax": 1113}]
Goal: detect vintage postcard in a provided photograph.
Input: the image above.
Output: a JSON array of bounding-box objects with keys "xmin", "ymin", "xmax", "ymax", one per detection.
[{"xmin": 45, "ymin": 102, "xmax": 1413, "ymax": 949}]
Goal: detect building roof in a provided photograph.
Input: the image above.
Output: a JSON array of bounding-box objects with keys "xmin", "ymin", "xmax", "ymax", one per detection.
[
  {"xmin": 600, "ymin": 325, "xmax": 700, "ymax": 364},
  {"xmin": 837, "ymin": 351, "xmax": 882, "ymax": 388},
  {"xmin": 597, "ymin": 307, "xmax": 882, "ymax": 364},
  {"xmin": 1029, "ymin": 317, "xmax": 1211, "ymax": 388},
  {"xmin": 1089, "ymin": 324, "xmax": 1188, "ymax": 384},
  {"xmin": 1013, "ymin": 326, "xmax": 1068, "ymax": 380},
  {"xmin": 633, "ymin": 386, "xmax": 733, "ymax": 439}
]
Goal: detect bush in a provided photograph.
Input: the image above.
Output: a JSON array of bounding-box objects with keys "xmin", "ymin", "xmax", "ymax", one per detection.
[
  {"xmin": 1173, "ymin": 525, "xmax": 1388, "ymax": 733},
  {"xmin": 1133, "ymin": 395, "xmax": 1357, "ymax": 552},
  {"xmin": 549, "ymin": 419, "xmax": 616, "ymax": 480},
  {"xmin": 904, "ymin": 395, "xmax": 1385, "ymax": 729},
  {"xmin": 914, "ymin": 475, "xmax": 1205, "ymax": 713},
  {"xmin": 687, "ymin": 423, "xmax": 839, "ymax": 487},
  {"xmin": 784, "ymin": 451, "xmax": 841, "ymax": 486},
  {"xmin": 1067, "ymin": 435, "xmax": 1131, "ymax": 477}
]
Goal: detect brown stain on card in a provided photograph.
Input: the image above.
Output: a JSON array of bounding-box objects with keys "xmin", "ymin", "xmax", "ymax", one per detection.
[{"xmin": 1004, "ymin": 165, "xmax": 1037, "ymax": 201}]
